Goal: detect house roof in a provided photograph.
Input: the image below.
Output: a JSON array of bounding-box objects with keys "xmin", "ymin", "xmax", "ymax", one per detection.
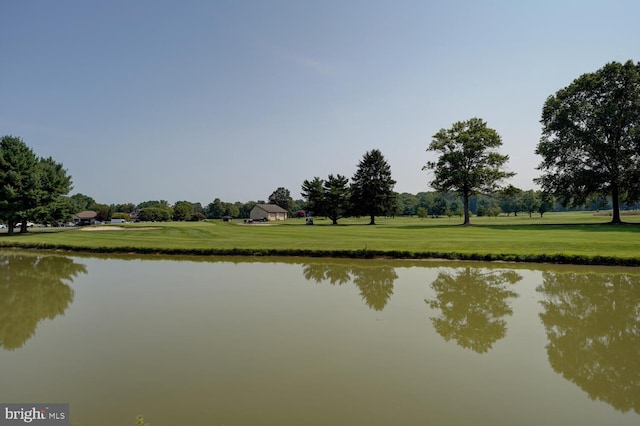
[
  {"xmin": 75, "ymin": 210, "xmax": 98, "ymax": 219},
  {"xmin": 253, "ymin": 204, "xmax": 288, "ymax": 213}
]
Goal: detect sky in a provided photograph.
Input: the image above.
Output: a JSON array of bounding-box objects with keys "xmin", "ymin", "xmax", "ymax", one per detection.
[{"xmin": 2, "ymin": 1, "xmax": 639, "ymax": 206}]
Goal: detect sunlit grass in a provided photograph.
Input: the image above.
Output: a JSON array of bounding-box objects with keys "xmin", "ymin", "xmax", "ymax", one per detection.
[{"xmin": 1, "ymin": 211, "xmax": 639, "ymax": 265}]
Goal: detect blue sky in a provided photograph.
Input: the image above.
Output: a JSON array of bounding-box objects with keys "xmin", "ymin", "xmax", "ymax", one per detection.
[{"xmin": 2, "ymin": 1, "xmax": 639, "ymax": 205}]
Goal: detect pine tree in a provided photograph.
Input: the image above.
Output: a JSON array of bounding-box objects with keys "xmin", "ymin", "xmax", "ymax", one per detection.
[{"xmin": 350, "ymin": 149, "xmax": 396, "ymax": 225}]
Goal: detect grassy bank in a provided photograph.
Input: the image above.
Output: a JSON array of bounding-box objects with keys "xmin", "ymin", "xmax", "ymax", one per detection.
[{"xmin": 1, "ymin": 212, "xmax": 639, "ymax": 265}]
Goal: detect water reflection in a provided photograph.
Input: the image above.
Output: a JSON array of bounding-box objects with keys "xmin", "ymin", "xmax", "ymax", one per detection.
[
  {"xmin": 0, "ymin": 252, "xmax": 86, "ymax": 351},
  {"xmin": 426, "ymin": 267, "xmax": 521, "ymax": 353},
  {"xmin": 302, "ymin": 262, "xmax": 397, "ymax": 310},
  {"xmin": 2, "ymin": 253, "xmax": 639, "ymax": 425},
  {"xmin": 537, "ymin": 270, "xmax": 640, "ymax": 414}
]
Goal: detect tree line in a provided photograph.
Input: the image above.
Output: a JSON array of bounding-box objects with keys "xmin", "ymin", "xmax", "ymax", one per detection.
[
  {"xmin": 305, "ymin": 60, "xmax": 640, "ymax": 225},
  {"xmin": 2, "ymin": 60, "xmax": 639, "ymax": 229}
]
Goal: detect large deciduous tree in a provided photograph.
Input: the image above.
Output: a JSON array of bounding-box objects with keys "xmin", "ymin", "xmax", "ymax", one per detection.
[
  {"xmin": 205, "ymin": 198, "xmax": 225, "ymax": 219},
  {"xmin": 520, "ymin": 190, "xmax": 541, "ymax": 218},
  {"xmin": 499, "ymin": 184, "xmax": 523, "ymax": 216},
  {"xmin": 424, "ymin": 118, "xmax": 514, "ymax": 225},
  {"xmin": 350, "ymin": 149, "xmax": 396, "ymax": 225},
  {"xmin": 90, "ymin": 203, "xmax": 113, "ymax": 222},
  {"xmin": 535, "ymin": 60, "xmax": 640, "ymax": 224},
  {"xmin": 173, "ymin": 201, "xmax": 194, "ymax": 221},
  {"xmin": 70, "ymin": 193, "xmax": 96, "ymax": 211},
  {"xmin": 268, "ymin": 187, "xmax": 294, "ymax": 212}
]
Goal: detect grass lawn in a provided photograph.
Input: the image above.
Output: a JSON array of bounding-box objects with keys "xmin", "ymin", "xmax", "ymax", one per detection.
[{"xmin": 1, "ymin": 211, "xmax": 639, "ymax": 265}]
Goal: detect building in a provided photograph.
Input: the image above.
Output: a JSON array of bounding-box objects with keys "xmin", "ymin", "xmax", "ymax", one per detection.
[
  {"xmin": 73, "ymin": 210, "xmax": 98, "ymax": 226},
  {"xmin": 249, "ymin": 204, "xmax": 288, "ymax": 221}
]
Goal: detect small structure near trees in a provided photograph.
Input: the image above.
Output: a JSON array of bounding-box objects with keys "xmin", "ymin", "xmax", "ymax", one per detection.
[
  {"xmin": 249, "ymin": 204, "xmax": 288, "ymax": 221},
  {"xmin": 74, "ymin": 210, "xmax": 98, "ymax": 226}
]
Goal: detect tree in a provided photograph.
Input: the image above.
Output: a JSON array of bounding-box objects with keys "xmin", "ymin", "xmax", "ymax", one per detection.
[
  {"xmin": 238, "ymin": 201, "xmax": 256, "ymax": 219},
  {"xmin": 223, "ymin": 202, "xmax": 239, "ymax": 218},
  {"xmin": 395, "ymin": 192, "xmax": 419, "ymax": 216},
  {"xmin": 587, "ymin": 194, "xmax": 610, "ymax": 211},
  {"xmin": 173, "ymin": 201, "xmax": 194, "ymax": 221},
  {"xmin": 323, "ymin": 174, "xmax": 350, "ymax": 225},
  {"xmin": 114, "ymin": 203, "xmax": 136, "ymax": 214},
  {"xmin": 268, "ymin": 187, "xmax": 294, "ymax": 212},
  {"xmin": 204, "ymin": 199, "xmax": 239, "ymax": 219},
  {"xmin": 538, "ymin": 193, "xmax": 555, "ymax": 217},
  {"xmin": 350, "ymin": 149, "xmax": 396, "ymax": 225},
  {"xmin": 447, "ymin": 198, "xmax": 463, "ymax": 218},
  {"xmin": 70, "ymin": 193, "xmax": 96, "ymax": 211},
  {"xmin": 0, "ymin": 136, "xmax": 39, "ymax": 234},
  {"xmin": 33, "ymin": 196, "xmax": 75, "ymax": 225},
  {"xmin": 137, "ymin": 200, "xmax": 170, "ymax": 209},
  {"xmin": 424, "ymin": 118, "xmax": 514, "ymax": 225},
  {"xmin": 112, "ymin": 212, "xmax": 130, "ymax": 221},
  {"xmin": 0, "ymin": 136, "xmax": 72, "ymax": 234},
  {"xmin": 535, "ymin": 60, "xmax": 640, "ymax": 224},
  {"xmin": 90, "ymin": 203, "xmax": 113, "ymax": 222},
  {"xmin": 427, "ymin": 193, "xmax": 447, "ymax": 218},
  {"xmin": 499, "ymin": 184, "xmax": 523, "ymax": 216},
  {"xmin": 520, "ymin": 190, "xmax": 541, "ymax": 218},
  {"xmin": 476, "ymin": 196, "xmax": 501, "ymax": 217},
  {"xmin": 28, "ymin": 157, "xmax": 73, "ymax": 228},
  {"xmin": 301, "ymin": 177, "xmax": 325, "ymax": 216},
  {"xmin": 137, "ymin": 207, "xmax": 171, "ymax": 222},
  {"xmin": 416, "ymin": 206, "xmax": 428, "ymax": 219},
  {"xmin": 205, "ymin": 198, "xmax": 225, "ymax": 219},
  {"xmin": 136, "ymin": 200, "xmax": 172, "ymax": 221}
]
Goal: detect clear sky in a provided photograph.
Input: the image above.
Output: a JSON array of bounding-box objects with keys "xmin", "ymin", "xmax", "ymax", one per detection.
[{"xmin": 2, "ymin": 1, "xmax": 639, "ymax": 205}]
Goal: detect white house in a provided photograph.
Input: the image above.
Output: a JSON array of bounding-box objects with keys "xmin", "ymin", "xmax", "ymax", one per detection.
[{"xmin": 249, "ymin": 204, "xmax": 288, "ymax": 221}]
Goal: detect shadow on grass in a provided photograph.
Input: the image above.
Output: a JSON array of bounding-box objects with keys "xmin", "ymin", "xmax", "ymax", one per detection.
[
  {"xmin": 479, "ymin": 222, "xmax": 640, "ymax": 233},
  {"xmin": 380, "ymin": 221, "xmax": 640, "ymax": 232},
  {"xmin": 0, "ymin": 229, "xmax": 67, "ymax": 237}
]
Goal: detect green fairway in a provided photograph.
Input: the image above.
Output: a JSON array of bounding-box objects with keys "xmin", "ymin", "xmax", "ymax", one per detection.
[{"xmin": 1, "ymin": 211, "xmax": 639, "ymax": 265}]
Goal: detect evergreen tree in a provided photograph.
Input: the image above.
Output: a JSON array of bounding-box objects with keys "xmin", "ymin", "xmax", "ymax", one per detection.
[
  {"xmin": 301, "ymin": 177, "xmax": 325, "ymax": 216},
  {"xmin": 350, "ymin": 149, "xmax": 396, "ymax": 225},
  {"xmin": 0, "ymin": 136, "xmax": 72, "ymax": 234},
  {"xmin": 323, "ymin": 174, "xmax": 350, "ymax": 225}
]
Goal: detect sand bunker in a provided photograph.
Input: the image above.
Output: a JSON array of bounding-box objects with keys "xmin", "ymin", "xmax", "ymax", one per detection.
[{"xmin": 80, "ymin": 226, "xmax": 160, "ymax": 231}]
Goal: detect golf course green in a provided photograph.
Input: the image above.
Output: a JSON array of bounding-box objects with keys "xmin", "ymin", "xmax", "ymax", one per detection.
[{"xmin": 1, "ymin": 211, "xmax": 639, "ymax": 266}]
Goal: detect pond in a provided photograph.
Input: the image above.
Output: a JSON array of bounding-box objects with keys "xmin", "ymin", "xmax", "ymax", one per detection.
[{"xmin": 1, "ymin": 250, "xmax": 639, "ymax": 425}]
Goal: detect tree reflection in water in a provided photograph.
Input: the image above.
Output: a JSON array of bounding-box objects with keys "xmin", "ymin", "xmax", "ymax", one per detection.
[
  {"xmin": 537, "ymin": 270, "xmax": 640, "ymax": 413},
  {"xmin": 302, "ymin": 263, "xmax": 352, "ymax": 286},
  {"xmin": 427, "ymin": 267, "xmax": 521, "ymax": 353},
  {"xmin": 302, "ymin": 262, "xmax": 397, "ymax": 311},
  {"xmin": 0, "ymin": 253, "xmax": 86, "ymax": 351}
]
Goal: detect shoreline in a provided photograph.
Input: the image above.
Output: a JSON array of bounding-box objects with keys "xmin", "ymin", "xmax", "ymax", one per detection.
[{"xmin": 1, "ymin": 242, "xmax": 639, "ymax": 267}]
